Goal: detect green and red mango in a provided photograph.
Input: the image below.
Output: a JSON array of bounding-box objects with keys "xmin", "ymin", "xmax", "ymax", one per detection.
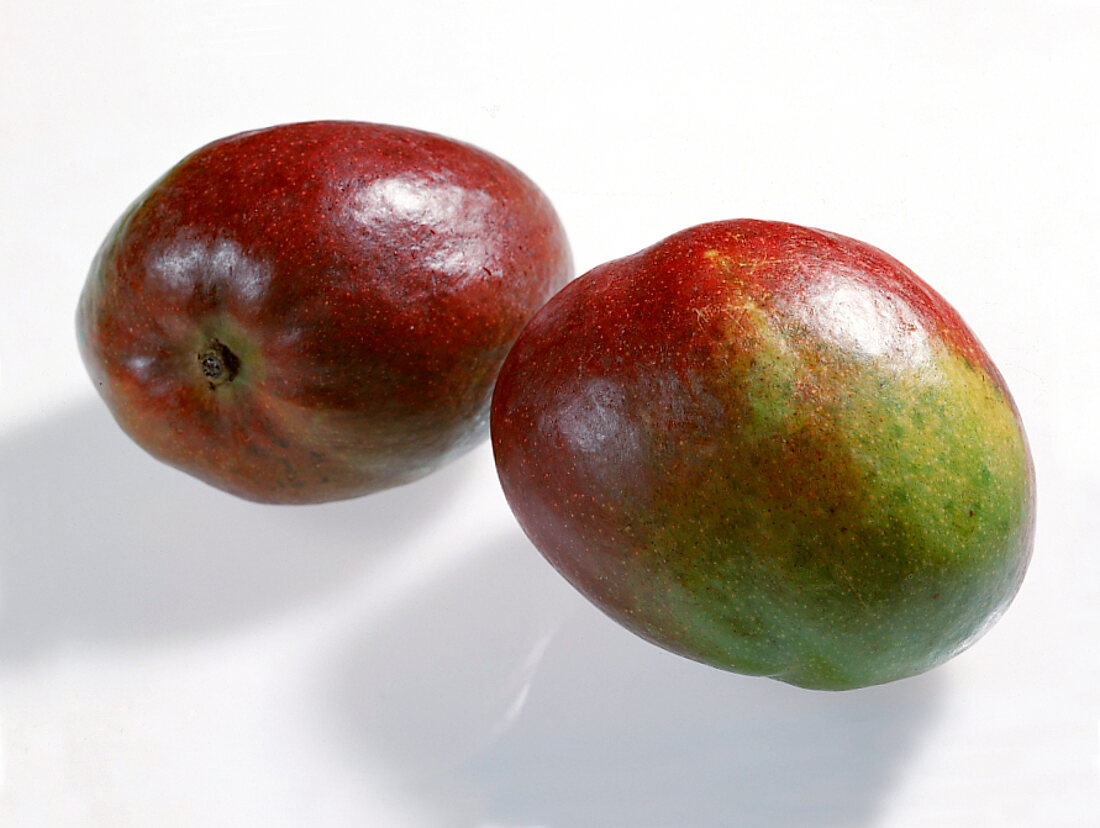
[{"xmin": 491, "ymin": 219, "xmax": 1034, "ymax": 690}]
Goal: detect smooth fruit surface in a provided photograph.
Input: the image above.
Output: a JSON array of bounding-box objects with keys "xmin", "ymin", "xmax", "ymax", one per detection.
[
  {"xmin": 77, "ymin": 121, "xmax": 572, "ymax": 503},
  {"xmin": 491, "ymin": 219, "xmax": 1034, "ymax": 690}
]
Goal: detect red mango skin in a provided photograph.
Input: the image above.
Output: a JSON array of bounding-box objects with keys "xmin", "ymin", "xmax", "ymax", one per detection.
[
  {"xmin": 77, "ymin": 121, "xmax": 572, "ymax": 503},
  {"xmin": 491, "ymin": 219, "xmax": 1035, "ymax": 690}
]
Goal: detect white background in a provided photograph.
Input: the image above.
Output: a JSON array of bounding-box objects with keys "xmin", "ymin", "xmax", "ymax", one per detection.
[{"xmin": 2, "ymin": 1, "xmax": 1098, "ymax": 825}]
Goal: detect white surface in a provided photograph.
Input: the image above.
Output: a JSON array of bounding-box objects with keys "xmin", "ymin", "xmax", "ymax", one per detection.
[{"xmin": 2, "ymin": 1, "xmax": 1098, "ymax": 825}]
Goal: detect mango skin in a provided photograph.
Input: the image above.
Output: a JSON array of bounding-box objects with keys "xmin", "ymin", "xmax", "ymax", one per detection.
[
  {"xmin": 491, "ymin": 219, "xmax": 1034, "ymax": 690},
  {"xmin": 77, "ymin": 121, "xmax": 572, "ymax": 503}
]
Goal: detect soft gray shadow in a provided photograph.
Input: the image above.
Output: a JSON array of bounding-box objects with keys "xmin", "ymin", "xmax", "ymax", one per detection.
[
  {"xmin": 0, "ymin": 399, "xmax": 474, "ymax": 657},
  {"xmin": 329, "ymin": 533, "xmax": 944, "ymax": 828}
]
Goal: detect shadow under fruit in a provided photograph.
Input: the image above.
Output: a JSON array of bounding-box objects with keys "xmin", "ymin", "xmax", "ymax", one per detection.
[
  {"xmin": 491, "ymin": 218, "xmax": 1035, "ymax": 690},
  {"xmin": 76, "ymin": 120, "xmax": 572, "ymax": 503}
]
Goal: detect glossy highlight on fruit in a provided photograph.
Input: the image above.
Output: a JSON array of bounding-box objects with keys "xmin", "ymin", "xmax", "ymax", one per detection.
[
  {"xmin": 77, "ymin": 121, "xmax": 572, "ymax": 503},
  {"xmin": 491, "ymin": 219, "xmax": 1034, "ymax": 690}
]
